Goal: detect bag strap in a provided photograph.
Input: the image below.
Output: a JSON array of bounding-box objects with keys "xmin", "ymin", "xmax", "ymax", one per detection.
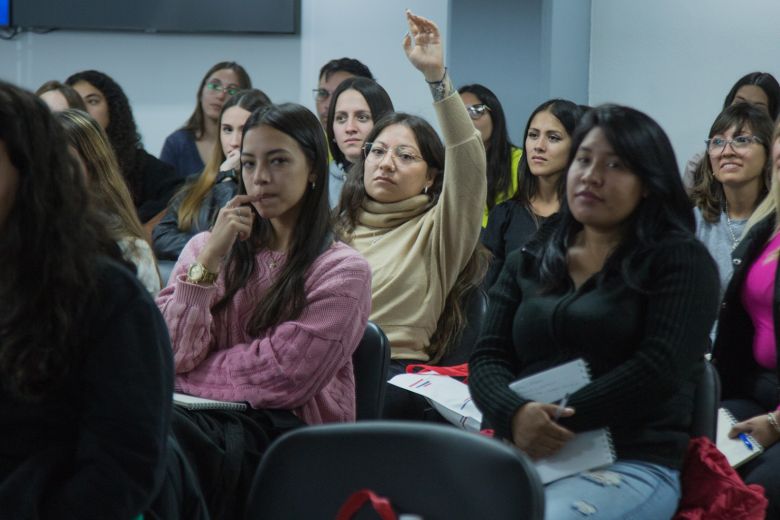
[
  {"xmin": 335, "ymin": 489, "xmax": 398, "ymax": 520},
  {"xmin": 406, "ymin": 363, "xmax": 469, "ymax": 382}
]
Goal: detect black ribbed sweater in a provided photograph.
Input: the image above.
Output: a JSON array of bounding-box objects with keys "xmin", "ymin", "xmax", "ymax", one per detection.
[{"xmin": 469, "ymin": 234, "xmax": 720, "ymax": 470}]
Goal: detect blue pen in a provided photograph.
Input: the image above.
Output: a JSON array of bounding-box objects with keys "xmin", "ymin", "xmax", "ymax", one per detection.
[{"xmin": 738, "ymin": 433, "xmax": 754, "ymax": 451}]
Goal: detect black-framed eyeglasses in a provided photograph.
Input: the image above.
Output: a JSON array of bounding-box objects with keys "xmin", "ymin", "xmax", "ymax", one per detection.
[
  {"xmin": 466, "ymin": 104, "xmax": 491, "ymax": 120},
  {"xmin": 205, "ymin": 82, "xmax": 240, "ymax": 96},
  {"xmin": 705, "ymin": 135, "xmax": 762, "ymax": 154},
  {"xmin": 363, "ymin": 142, "xmax": 424, "ymax": 167},
  {"xmin": 312, "ymin": 88, "xmax": 331, "ymax": 101}
]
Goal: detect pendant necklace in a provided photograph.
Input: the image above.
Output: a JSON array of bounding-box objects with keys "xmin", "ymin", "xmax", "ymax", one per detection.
[{"xmin": 724, "ymin": 201, "xmax": 741, "ymax": 251}]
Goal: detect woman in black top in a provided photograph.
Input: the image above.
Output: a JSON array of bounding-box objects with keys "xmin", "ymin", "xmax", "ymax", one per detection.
[
  {"xmin": 67, "ymin": 70, "xmax": 181, "ymax": 224},
  {"xmin": 0, "ymin": 82, "xmax": 180, "ymax": 518},
  {"xmin": 470, "ymin": 105, "xmax": 720, "ymax": 519},
  {"xmin": 481, "ymin": 99, "xmax": 584, "ymax": 290}
]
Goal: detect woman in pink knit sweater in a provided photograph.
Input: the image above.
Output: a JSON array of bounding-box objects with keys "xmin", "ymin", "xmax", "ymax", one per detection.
[{"xmin": 156, "ymin": 102, "xmax": 371, "ymax": 517}]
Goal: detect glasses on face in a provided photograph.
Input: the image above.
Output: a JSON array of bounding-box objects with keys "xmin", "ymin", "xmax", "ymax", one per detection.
[
  {"xmin": 312, "ymin": 88, "xmax": 331, "ymax": 102},
  {"xmin": 705, "ymin": 135, "xmax": 762, "ymax": 154},
  {"xmin": 363, "ymin": 142, "xmax": 425, "ymax": 167},
  {"xmin": 205, "ymin": 82, "xmax": 240, "ymax": 96},
  {"xmin": 466, "ymin": 104, "xmax": 491, "ymax": 120}
]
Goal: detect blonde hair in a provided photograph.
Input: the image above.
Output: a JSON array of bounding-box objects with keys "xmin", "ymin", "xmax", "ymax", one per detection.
[
  {"xmin": 176, "ymin": 88, "xmax": 271, "ymax": 231},
  {"xmin": 57, "ymin": 109, "xmax": 154, "ymax": 260},
  {"xmin": 743, "ymin": 119, "xmax": 780, "ymax": 237}
]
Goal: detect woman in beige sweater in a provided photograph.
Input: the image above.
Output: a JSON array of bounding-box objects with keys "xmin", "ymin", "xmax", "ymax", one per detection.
[{"xmin": 335, "ymin": 11, "xmax": 487, "ymax": 418}]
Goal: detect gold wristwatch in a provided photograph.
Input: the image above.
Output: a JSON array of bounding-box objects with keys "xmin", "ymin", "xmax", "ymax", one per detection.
[{"xmin": 186, "ymin": 262, "xmax": 218, "ymax": 285}]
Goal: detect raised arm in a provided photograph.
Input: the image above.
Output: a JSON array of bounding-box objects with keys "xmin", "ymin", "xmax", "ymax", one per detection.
[{"xmin": 404, "ymin": 10, "xmax": 487, "ymax": 286}]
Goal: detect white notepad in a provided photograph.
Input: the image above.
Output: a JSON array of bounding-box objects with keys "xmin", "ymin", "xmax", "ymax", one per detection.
[
  {"xmin": 716, "ymin": 407, "xmax": 763, "ymax": 468},
  {"xmin": 173, "ymin": 392, "xmax": 248, "ymax": 411},
  {"xmin": 509, "ymin": 359, "xmax": 616, "ymax": 484}
]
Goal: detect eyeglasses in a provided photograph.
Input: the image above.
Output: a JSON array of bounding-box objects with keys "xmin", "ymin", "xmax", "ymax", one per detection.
[
  {"xmin": 705, "ymin": 135, "xmax": 762, "ymax": 154},
  {"xmin": 363, "ymin": 142, "xmax": 425, "ymax": 167},
  {"xmin": 466, "ymin": 104, "xmax": 491, "ymax": 120},
  {"xmin": 205, "ymin": 82, "xmax": 240, "ymax": 96},
  {"xmin": 312, "ymin": 88, "xmax": 331, "ymax": 102}
]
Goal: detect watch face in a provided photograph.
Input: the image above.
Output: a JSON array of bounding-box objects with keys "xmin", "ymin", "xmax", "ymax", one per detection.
[{"xmin": 188, "ymin": 263, "xmax": 204, "ymax": 281}]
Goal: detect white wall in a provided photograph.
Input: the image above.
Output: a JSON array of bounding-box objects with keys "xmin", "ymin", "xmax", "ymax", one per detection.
[
  {"xmin": 0, "ymin": 1, "xmax": 447, "ymax": 156},
  {"xmin": 589, "ymin": 0, "xmax": 780, "ymax": 172}
]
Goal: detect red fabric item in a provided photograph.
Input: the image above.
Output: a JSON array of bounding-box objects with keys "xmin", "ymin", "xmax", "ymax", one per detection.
[
  {"xmin": 406, "ymin": 363, "xmax": 469, "ymax": 382},
  {"xmin": 335, "ymin": 489, "xmax": 398, "ymax": 520},
  {"xmin": 673, "ymin": 437, "xmax": 767, "ymax": 520}
]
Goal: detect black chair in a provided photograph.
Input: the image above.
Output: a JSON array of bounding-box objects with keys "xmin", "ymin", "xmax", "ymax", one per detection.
[
  {"xmin": 245, "ymin": 421, "xmax": 545, "ymax": 520},
  {"xmin": 353, "ymin": 321, "xmax": 390, "ymax": 420},
  {"xmin": 437, "ymin": 287, "xmax": 489, "ymax": 366},
  {"xmin": 689, "ymin": 359, "xmax": 721, "ymax": 440}
]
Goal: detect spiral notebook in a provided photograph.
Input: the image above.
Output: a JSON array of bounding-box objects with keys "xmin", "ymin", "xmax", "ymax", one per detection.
[
  {"xmin": 716, "ymin": 407, "xmax": 763, "ymax": 468},
  {"xmin": 509, "ymin": 359, "xmax": 616, "ymax": 484},
  {"xmin": 173, "ymin": 392, "xmax": 247, "ymax": 411}
]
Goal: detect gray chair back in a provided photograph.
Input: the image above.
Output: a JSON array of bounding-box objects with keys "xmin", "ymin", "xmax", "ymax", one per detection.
[{"xmin": 246, "ymin": 422, "xmax": 545, "ymax": 519}]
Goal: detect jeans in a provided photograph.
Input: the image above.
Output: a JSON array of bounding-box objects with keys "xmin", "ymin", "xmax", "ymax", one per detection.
[{"xmin": 544, "ymin": 460, "xmax": 681, "ymax": 520}]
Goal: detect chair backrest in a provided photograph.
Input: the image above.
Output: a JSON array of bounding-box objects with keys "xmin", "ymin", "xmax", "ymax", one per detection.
[
  {"xmin": 245, "ymin": 421, "xmax": 545, "ymax": 520},
  {"xmin": 689, "ymin": 359, "xmax": 721, "ymax": 440},
  {"xmin": 352, "ymin": 321, "xmax": 390, "ymax": 420},
  {"xmin": 437, "ymin": 287, "xmax": 489, "ymax": 366}
]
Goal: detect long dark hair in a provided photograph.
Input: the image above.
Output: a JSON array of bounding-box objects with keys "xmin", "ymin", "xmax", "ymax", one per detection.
[
  {"xmin": 66, "ymin": 70, "xmax": 145, "ymax": 204},
  {"xmin": 512, "ymin": 99, "xmax": 585, "ymax": 209},
  {"xmin": 458, "ymin": 84, "xmax": 515, "ymax": 211},
  {"xmin": 539, "ymin": 104, "xmax": 694, "ymax": 294},
  {"xmin": 0, "ymin": 81, "xmax": 118, "ymax": 401},
  {"xmin": 690, "ymin": 103, "xmax": 774, "ymax": 223},
  {"xmin": 212, "ymin": 103, "xmax": 332, "ymax": 335},
  {"xmin": 334, "ymin": 112, "xmax": 489, "ymax": 361},
  {"xmin": 327, "ymin": 77, "xmax": 394, "ymax": 169},
  {"xmin": 723, "ymin": 71, "xmax": 780, "ymax": 120},
  {"xmin": 183, "ymin": 61, "xmax": 252, "ymax": 139}
]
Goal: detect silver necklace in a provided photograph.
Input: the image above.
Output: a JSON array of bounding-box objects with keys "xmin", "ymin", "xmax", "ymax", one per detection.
[{"xmin": 724, "ymin": 202, "xmax": 741, "ymax": 251}]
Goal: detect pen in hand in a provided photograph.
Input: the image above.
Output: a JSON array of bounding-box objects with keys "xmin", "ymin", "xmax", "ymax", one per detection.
[
  {"xmin": 553, "ymin": 393, "xmax": 570, "ymax": 422},
  {"xmin": 738, "ymin": 433, "xmax": 754, "ymax": 451}
]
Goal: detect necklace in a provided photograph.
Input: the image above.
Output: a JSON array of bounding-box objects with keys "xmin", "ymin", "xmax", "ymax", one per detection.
[{"xmin": 724, "ymin": 201, "xmax": 741, "ymax": 251}]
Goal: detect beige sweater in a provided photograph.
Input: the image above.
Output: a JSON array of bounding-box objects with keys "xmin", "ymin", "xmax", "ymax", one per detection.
[{"xmin": 348, "ymin": 93, "xmax": 487, "ymax": 360}]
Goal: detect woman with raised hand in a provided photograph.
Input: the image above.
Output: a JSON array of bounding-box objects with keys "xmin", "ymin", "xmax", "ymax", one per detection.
[
  {"xmin": 66, "ymin": 70, "xmax": 181, "ymax": 225},
  {"xmin": 157, "ymin": 102, "xmax": 371, "ymax": 518},
  {"xmin": 713, "ymin": 117, "xmax": 780, "ymax": 518},
  {"xmin": 327, "ymin": 77, "xmax": 394, "ymax": 208},
  {"xmin": 335, "ymin": 10, "xmax": 488, "ymax": 418},
  {"xmin": 470, "ymin": 105, "xmax": 720, "ymax": 519},
  {"xmin": 0, "ymin": 81, "xmax": 176, "ymax": 519},
  {"xmin": 153, "ymin": 89, "xmax": 271, "ymax": 262},
  {"xmin": 458, "ymin": 83, "xmax": 522, "ymax": 228},
  {"xmin": 58, "ymin": 109, "xmax": 161, "ymax": 294},
  {"xmin": 160, "ymin": 61, "xmax": 252, "ymax": 179},
  {"xmin": 481, "ymin": 99, "xmax": 584, "ymax": 290},
  {"xmin": 690, "ymin": 103, "xmax": 774, "ymax": 294}
]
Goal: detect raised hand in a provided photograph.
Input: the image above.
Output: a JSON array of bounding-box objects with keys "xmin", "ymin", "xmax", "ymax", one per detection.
[
  {"xmin": 402, "ymin": 10, "xmax": 445, "ymax": 83},
  {"xmin": 196, "ymin": 194, "xmax": 257, "ymax": 272}
]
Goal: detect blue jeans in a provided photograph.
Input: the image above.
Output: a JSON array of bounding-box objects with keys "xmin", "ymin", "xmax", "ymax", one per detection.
[{"xmin": 544, "ymin": 460, "xmax": 681, "ymax": 520}]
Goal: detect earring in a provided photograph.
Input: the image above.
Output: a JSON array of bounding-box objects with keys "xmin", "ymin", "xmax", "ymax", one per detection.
[
  {"xmin": 424, "ymin": 185, "xmax": 428, "ymax": 195},
  {"xmin": 311, "ymin": 181, "xmax": 316, "ymax": 191}
]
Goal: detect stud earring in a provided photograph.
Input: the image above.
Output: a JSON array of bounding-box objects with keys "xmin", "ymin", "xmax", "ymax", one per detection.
[{"xmin": 311, "ymin": 181, "xmax": 316, "ymax": 191}]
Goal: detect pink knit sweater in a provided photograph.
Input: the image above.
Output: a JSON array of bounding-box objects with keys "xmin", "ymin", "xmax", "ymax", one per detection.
[{"xmin": 156, "ymin": 233, "xmax": 372, "ymax": 424}]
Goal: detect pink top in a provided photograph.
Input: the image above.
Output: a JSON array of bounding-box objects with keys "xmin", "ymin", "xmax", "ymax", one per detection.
[
  {"xmin": 156, "ymin": 233, "xmax": 372, "ymax": 424},
  {"xmin": 741, "ymin": 231, "xmax": 780, "ymax": 371}
]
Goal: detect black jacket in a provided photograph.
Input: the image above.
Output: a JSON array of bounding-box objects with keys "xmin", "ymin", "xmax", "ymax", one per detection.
[
  {"xmin": 152, "ymin": 170, "xmax": 238, "ymax": 261},
  {"xmin": 713, "ymin": 213, "xmax": 780, "ymax": 404}
]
